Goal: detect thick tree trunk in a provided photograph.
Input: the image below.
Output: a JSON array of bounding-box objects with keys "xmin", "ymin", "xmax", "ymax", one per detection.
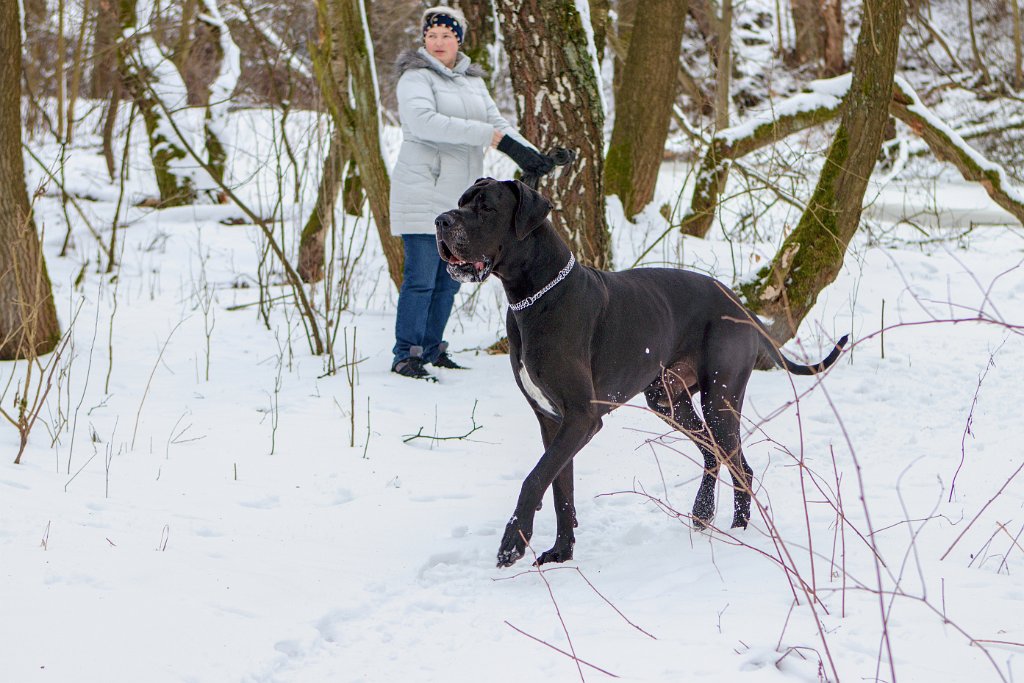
[
  {"xmin": 496, "ymin": 0, "xmax": 612, "ymax": 270},
  {"xmin": 604, "ymin": 0, "xmax": 688, "ymax": 218},
  {"xmin": 740, "ymin": 0, "xmax": 905, "ymax": 343},
  {"xmin": 313, "ymin": 0, "xmax": 403, "ymax": 289},
  {"xmin": 0, "ymin": 2, "xmax": 61, "ymax": 360}
]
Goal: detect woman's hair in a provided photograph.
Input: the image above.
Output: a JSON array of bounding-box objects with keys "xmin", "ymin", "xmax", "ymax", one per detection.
[{"xmin": 422, "ymin": 5, "xmax": 468, "ymax": 42}]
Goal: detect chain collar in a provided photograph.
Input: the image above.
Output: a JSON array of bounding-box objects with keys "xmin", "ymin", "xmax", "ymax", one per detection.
[{"xmin": 508, "ymin": 253, "xmax": 576, "ymax": 312}]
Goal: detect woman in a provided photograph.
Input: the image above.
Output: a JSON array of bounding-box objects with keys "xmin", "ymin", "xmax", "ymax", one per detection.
[{"xmin": 389, "ymin": 5, "xmax": 554, "ymax": 381}]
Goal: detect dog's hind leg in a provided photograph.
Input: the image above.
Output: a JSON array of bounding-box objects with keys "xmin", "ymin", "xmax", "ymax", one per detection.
[
  {"xmin": 644, "ymin": 381, "xmax": 720, "ymax": 529},
  {"xmin": 700, "ymin": 379, "xmax": 753, "ymax": 529}
]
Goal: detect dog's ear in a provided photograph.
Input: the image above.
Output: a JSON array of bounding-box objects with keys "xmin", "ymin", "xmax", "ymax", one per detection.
[{"xmin": 508, "ymin": 180, "xmax": 551, "ymax": 240}]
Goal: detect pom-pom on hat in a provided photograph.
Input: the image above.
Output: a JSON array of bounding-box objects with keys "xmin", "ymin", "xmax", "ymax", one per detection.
[{"xmin": 422, "ymin": 5, "xmax": 467, "ymax": 45}]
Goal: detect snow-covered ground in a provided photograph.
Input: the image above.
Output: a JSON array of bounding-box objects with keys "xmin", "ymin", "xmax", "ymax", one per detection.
[{"xmin": 2, "ymin": 106, "xmax": 1023, "ymax": 682}]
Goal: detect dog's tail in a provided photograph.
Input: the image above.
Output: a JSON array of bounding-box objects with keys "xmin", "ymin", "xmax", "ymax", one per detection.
[{"xmin": 759, "ymin": 333, "xmax": 849, "ymax": 375}]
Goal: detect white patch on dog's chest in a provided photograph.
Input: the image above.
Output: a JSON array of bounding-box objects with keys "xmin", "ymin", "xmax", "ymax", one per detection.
[{"xmin": 518, "ymin": 362, "xmax": 559, "ymax": 417}]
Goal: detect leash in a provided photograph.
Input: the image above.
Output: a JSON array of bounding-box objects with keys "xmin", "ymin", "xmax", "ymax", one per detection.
[{"xmin": 508, "ymin": 253, "xmax": 576, "ymax": 312}]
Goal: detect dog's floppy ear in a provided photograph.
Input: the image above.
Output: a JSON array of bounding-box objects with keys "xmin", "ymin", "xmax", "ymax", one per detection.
[{"xmin": 508, "ymin": 180, "xmax": 551, "ymax": 240}]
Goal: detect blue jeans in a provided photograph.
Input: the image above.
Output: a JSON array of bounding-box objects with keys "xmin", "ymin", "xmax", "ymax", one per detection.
[{"xmin": 392, "ymin": 234, "xmax": 461, "ymax": 366}]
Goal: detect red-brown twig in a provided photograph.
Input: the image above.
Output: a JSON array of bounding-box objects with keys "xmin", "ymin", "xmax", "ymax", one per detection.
[
  {"xmin": 941, "ymin": 461, "xmax": 1024, "ymax": 561},
  {"xmin": 503, "ymin": 621, "xmax": 618, "ymax": 678}
]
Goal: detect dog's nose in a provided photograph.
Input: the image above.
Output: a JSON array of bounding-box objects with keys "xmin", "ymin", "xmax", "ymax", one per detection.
[{"xmin": 435, "ymin": 212, "xmax": 454, "ymax": 231}]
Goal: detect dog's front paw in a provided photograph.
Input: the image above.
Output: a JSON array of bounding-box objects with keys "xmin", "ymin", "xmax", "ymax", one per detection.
[{"xmin": 496, "ymin": 517, "xmax": 530, "ymax": 568}]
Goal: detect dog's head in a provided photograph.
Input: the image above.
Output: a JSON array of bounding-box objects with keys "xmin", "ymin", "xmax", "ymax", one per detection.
[{"xmin": 435, "ymin": 178, "xmax": 551, "ymax": 283}]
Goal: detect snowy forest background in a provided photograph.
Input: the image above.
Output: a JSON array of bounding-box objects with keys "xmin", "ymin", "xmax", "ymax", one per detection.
[{"xmin": 3, "ymin": 0, "xmax": 1024, "ymax": 681}]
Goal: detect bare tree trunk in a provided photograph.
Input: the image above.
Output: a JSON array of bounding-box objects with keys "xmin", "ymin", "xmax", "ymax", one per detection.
[
  {"xmin": 589, "ymin": 0, "xmax": 611, "ymax": 63},
  {"xmin": 611, "ymin": 0, "xmax": 638, "ymax": 96},
  {"xmin": 790, "ymin": 0, "xmax": 823, "ymax": 66},
  {"xmin": 0, "ymin": 1, "xmax": 61, "ymax": 360},
  {"xmin": 90, "ymin": 0, "xmax": 121, "ymax": 99},
  {"xmin": 194, "ymin": 0, "xmax": 239, "ymax": 186},
  {"xmin": 66, "ymin": 0, "xmax": 92, "ymax": 143},
  {"xmin": 496, "ymin": 0, "xmax": 612, "ymax": 270},
  {"xmin": 312, "ymin": 0, "xmax": 403, "ymax": 289},
  {"xmin": 117, "ymin": 0, "xmax": 198, "ymax": 206},
  {"xmin": 605, "ymin": 0, "xmax": 688, "ymax": 218},
  {"xmin": 741, "ymin": 0, "xmax": 906, "ymax": 343},
  {"xmin": 821, "ymin": 0, "xmax": 845, "ymax": 76},
  {"xmin": 967, "ymin": 0, "xmax": 993, "ymax": 85},
  {"xmin": 57, "ymin": 0, "xmax": 67, "ymax": 140},
  {"xmin": 455, "ymin": 0, "xmax": 497, "ymax": 75},
  {"xmin": 1013, "ymin": 0, "xmax": 1023, "ymax": 91},
  {"xmin": 298, "ymin": 129, "xmax": 348, "ymax": 283},
  {"xmin": 715, "ymin": 0, "xmax": 732, "ymax": 130}
]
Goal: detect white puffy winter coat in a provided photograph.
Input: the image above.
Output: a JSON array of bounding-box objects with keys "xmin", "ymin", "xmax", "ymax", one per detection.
[{"xmin": 389, "ymin": 48, "xmax": 532, "ymax": 235}]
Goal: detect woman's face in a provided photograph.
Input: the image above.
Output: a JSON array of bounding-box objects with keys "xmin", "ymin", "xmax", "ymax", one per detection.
[{"xmin": 424, "ymin": 25, "xmax": 459, "ymax": 68}]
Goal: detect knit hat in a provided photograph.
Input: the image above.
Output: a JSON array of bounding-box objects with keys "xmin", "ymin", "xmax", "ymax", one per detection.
[{"xmin": 422, "ymin": 6, "xmax": 467, "ymax": 45}]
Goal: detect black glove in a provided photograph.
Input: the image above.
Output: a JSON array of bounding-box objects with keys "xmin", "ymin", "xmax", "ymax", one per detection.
[{"xmin": 497, "ymin": 135, "xmax": 556, "ymax": 176}]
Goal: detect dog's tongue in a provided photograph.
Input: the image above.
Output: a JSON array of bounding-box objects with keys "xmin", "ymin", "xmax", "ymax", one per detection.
[{"xmin": 474, "ymin": 262, "xmax": 486, "ymax": 272}]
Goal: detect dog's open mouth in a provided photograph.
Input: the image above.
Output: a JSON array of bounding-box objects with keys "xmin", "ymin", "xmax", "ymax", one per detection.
[{"xmin": 438, "ymin": 240, "xmax": 493, "ymax": 283}]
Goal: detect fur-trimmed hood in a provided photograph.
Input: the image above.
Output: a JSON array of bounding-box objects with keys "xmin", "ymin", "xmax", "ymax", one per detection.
[{"xmin": 395, "ymin": 47, "xmax": 487, "ymax": 80}]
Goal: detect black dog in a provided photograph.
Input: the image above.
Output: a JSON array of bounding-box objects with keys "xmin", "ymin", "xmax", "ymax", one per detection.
[{"xmin": 435, "ymin": 179, "xmax": 847, "ymax": 568}]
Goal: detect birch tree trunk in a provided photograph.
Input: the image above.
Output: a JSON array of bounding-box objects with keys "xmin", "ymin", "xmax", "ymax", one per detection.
[
  {"xmin": 312, "ymin": 0, "xmax": 403, "ymax": 289},
  {"xmin": 495, "ymin": 0, "xmax": 612, "ymax": 269},
  {"xmin": 0, "ymin": 1, "xmax": 60, "ymax": 360},
  {"xmin": 604, "ymin": 0, "xmax": 688, "ymax": 218},
  {"xmin": 740, "ymin": 0, "xmax": 905, "ymax": 343}
]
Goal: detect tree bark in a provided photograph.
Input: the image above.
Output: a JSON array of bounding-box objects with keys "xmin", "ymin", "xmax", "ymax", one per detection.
[
  {"xmin": 604, "ymin": 0, "xmax": 688, "ymax": 218},
  {"xmin": 496, "ymin": 0, "xmax": 612, "ymax": 270},
  {"xmin": 611, "ymin": 0, "xmax": 638, "ymax": 96},
  {"xmin": 195, "ymin": 0, "xmax": 240, "ymax": 186},
  {"xmin": 455, "ymin": 0, "xmax": 497, "ymax": 76},
  {"xmin": 821, "ymin": 0, "xmax": 845, "ymax": 76},
  {"xmin": 790, "ymin": 0, "xmax": 823, "ymax": 67},
  {"xmin": 0, "ymin": 1, "xmax": 61, "ymax": 360},
  {"xmin": 740, "ymin": 0, "xmax": 905, "ymax": 343},
  {"xmin": 714, "ymin": 0, "xmax": 732, "ymax": 130},
  {"xmin": 1013, "ymin": 0, "xmax": 1023, "ymax": 91},
  {"xmin": 90, "ymin": 0, "xmax": 122, "ymax": 99},
  {"xmin": 298, "ymin": 129, "xmax": 348, "ymax": 283},
  {"xmin": 312, "ymin": 0, "xmax": 403, "ymax": 289},
  {"xmin": 588, "ymin": 0, "xmax": 611, "ymax": 63},
  {"xmin": 117, "ymin": 0, "xmax": 198, "ymax": 206}
]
